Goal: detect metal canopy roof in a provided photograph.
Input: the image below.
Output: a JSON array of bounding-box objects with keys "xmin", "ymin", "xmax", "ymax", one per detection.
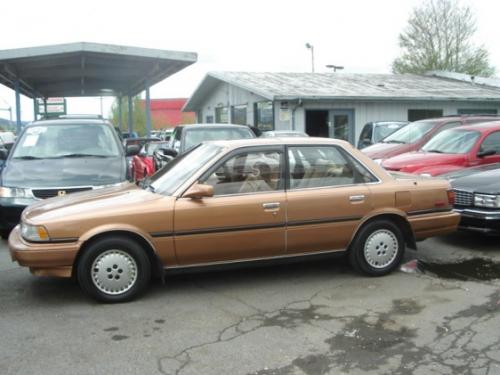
[{"xmin": 0, "ymin": 42, "xmax": 197, "ymax": 98}]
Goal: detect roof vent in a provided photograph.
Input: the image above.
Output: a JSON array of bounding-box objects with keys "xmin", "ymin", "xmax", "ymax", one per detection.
[{"xmin": 377, "ymin": 83, "xmax": 385, "ymax": 88}]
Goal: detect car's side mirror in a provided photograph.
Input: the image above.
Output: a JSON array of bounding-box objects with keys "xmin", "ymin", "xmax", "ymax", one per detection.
[
  {"xmin": 159, "ymin": 148, "xmax": 178, "ymax": 158},
  {"xmin": 477, "ymin": 149, "xmax": 496, "ymax": 158},
  {"xmin": 126, "ymin": 144, "xmax": 141, "ymax": 157},
  {"xmin": 0, "ymin": 148, "xmax": 8, "ymax": 160},
  {"xmin": 183, "ymin": 183, "xmax": 214, "ymax": 199}
]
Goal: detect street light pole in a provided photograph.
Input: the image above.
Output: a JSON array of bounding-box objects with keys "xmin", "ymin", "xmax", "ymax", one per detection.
[{"xmin": 305, "ymin": 43, "xmax": 315, "ymax": 73}]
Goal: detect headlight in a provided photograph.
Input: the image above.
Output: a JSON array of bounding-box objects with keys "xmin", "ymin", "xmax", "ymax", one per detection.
[
  {"xmin": 0, "ymin": 187, "xmax": 34, "ymax": 198},
  {"xmin": 420, "ymin": 173, "xmax": 432, "ymax": 178},
  {"xmin": 474, "ymin": 194, "xmax": 500, "ymax": 208},
  {"xmin": 21, "ymin": 222, "xmax": 50, "ymax": 242}
]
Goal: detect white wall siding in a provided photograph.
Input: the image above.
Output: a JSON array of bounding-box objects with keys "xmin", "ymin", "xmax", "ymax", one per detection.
[
  {"xmin": 197, "ymin": 82, "xmax": 267, "ymax": 125},
  {"xmin": 292, "ymin": 100, "xmax": 500, "ymax": 143}
]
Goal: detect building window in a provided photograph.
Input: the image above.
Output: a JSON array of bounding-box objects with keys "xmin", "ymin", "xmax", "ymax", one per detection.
[
  {"xmin": 458, "ymin": 109, "xmax": 498, "ymax": 115},
  {"xmin": 408, "ymin": 109, "xmax": 443, "ymax": 122},
  {"xmin": 205, "ymin": 115, "xmax": 214, "ymax": 123},
  {"xmin": 215, "ymin": 107, "xmax": 228, "ymax": 123},
  {"xmin": 231, "ymin": 105, "xmax": 247, "ymax": 125},
  {"xmin": 254, "ymin": 101, "xmax": 273, "ymax": 131}
]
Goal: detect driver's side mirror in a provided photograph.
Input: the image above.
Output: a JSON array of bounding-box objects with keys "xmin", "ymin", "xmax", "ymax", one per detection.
[
  {"xmin": 0, "ymin": 148, "xmax": 8, "ymax": 160},
  {"xmin": 126, "ymin": 144, "xmax": 141, "ymax": 157},
  {"xmin": 183, "ymin": 183, "xmax": 214, "ymax": 199},
  {"xmin": 477, "ymin": 149, "xmax": 496, "ymax": 158}
]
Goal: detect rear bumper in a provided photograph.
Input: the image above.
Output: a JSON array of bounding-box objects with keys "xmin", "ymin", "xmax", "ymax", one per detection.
[
  {"xmin": 408, "ymin": 210, "xmax": 460, "ymax": 240},
  {"xmin": 454, "ymin": 207, "xmax": 500, "ymax": 235},
  {"xmin": 8, "ymin": 226, "xmax": 79, "ymax": 277}
]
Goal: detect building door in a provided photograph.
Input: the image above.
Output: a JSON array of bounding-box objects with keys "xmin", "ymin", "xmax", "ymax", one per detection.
[
  {"xmin": 305, "ymin": 110, "xmax": 329, "ymax": 137},
  {"xmin": 330, "ymin": 110, "xmax": 355, "ymax": 144}
]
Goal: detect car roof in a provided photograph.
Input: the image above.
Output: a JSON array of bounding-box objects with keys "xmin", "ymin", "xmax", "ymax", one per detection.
[
  {"xmin": 27, "ymin": 118, "xmax": 111, "ymax": 126},
  {"xmin": 180, "ymin": 123, "xmax": 251, "ymax": 130},
  {"xmin": 209, "ymin": 136, "xmax": 350, "ymax": 150},
  {"xmin": 450, "ymin": 120, "xmax": 500, "ymax": 132}
]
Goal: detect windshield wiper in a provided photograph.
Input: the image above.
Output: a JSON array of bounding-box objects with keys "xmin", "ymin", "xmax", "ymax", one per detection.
[
  {"xmin": 384, "ymin": 140, "xmax": 406, "ymax": 144},
  {"xmin": 13, "ymin": 155, "xmax": 42, "ymax": 160},
  {"xmin": 54, "ymin": 153, "xmax": 109, "ymax": 158},
  {"xmin": 425, "ymin": 149, "xmax": 444, "ymax": 153}
]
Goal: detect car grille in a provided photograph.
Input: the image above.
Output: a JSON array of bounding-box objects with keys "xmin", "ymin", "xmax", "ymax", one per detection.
[
  {"xmin": 453, "ymin": 189, "xmax": 473, "ymax": 207},
  {"xmin": 32, "ymin": 187, "xmax": 92, "ymax": 199}
]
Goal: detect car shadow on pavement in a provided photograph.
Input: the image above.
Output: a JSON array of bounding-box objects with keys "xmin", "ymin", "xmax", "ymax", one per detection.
[{"xmin": 146, "ymin": 255, "xmax": 357, "ymax": 298}]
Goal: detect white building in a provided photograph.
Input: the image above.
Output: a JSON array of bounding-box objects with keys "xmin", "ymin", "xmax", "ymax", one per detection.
[{"xmin": 183, "ymin": 72, "xmax": 500, "ymax": 144}]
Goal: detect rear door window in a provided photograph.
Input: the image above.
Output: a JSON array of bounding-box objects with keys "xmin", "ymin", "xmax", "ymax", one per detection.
[{"xmin": 288, "ymin": 146, "xmax": 377, "ymax": 189}]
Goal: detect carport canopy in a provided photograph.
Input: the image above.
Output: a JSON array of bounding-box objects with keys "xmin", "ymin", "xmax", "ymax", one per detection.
[{"xmin": 0, "ymin": 42, "xmax": 197, "ymax": 134}]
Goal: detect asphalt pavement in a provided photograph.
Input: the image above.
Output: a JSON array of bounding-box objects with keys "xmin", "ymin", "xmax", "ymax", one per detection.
[{"xmin": 0, "ymin": 232, "xmax": 499, "ymax": 375}]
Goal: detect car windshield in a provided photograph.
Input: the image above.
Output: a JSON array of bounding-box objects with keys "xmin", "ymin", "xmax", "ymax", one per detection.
[
  {"xmin": 12, "ymin": 124, "xmax": 121, "ymax": 159},
  {"xmin": 382, "ymin": 121, "xmax": 437, "ymax": 144},
  {"xmin": 422, "ymin": 129, "xmax": 480, "ymax": 154},
  {"xmin": 184, "ymin": 127, "xmax": 253, "ymax": 151},
  {"xmin": 149, "ymin": 143, "xmax": 223, "ymax": 195},
  {"xmin": 373, "ymin": 123, "xmax": 406, "ymax": 143}
]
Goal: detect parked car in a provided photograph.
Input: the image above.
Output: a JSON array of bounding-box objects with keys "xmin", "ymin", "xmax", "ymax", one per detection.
[
  {"xmin": 362, "ymin": 115, "xmax": 499, "ymax": 163},
  {"xmin": 154, "ymin": 124, "xmax": 255, "ymax": 169},
  {"xmin": 131, "ymin": 141, "xmax": 169, "ymax": 181},
  {"xmin": 357, "ymin": 121, "xmax": 408, "ymax": 149},
  {"xmin": 0, "ymin": 131, "xmax": 16, "ymax": 170},
  {"xmin": 0, "ymin": 118, "xmax": 135, "ymax": 238},
  {"xmin": 382, "ymin": 122, "xmax": 500, "ymax": 176},
  {"xmin": 261, "ymin": 130, "xmax": 309, "ymax": 137},
  {"xmin": 124, "ymin": 137, "xmax": 160, "ymax": 179},
  {"xmin": 444, "ymin": 163, "xmax": 500, "ymax": 235},
  {"xmin": 9, "ymin": 138, "xmax": 459, "ymax": 302}
]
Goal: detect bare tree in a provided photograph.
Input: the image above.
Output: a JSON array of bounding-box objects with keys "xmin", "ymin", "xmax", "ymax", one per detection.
[{"xmin": 393, "ymin": 0, "xmax": 494, "ymax": 77}]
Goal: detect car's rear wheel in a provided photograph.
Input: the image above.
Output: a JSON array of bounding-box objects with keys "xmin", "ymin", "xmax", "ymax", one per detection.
[
  {"xmin": 77, "ymin": 236, "xmax": 151, "ymax": 303},
  {"xmin": 348, "ymin": 219, "xmax": 405, "ymax": 276}
]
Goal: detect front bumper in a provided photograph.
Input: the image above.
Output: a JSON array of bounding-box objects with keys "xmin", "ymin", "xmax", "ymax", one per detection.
[
  {"xmin": 454, "ymin": 207, "xmax": 500, "ymax": 235},
  {"xmin": 8, "ymin": 226, "xmax": 79, "ymax": 277}
]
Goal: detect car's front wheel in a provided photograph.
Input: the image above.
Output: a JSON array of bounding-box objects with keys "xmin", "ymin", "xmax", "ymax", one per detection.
[
  {"xmin": 77, "ymin": 236, "xmax": 151, "ymax": 303},
  {"xmin": 348, "ymin": 219, "xmax": 405, "ymax": 276}
]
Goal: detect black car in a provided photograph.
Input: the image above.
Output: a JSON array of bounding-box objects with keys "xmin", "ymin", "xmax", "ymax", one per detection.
[
  {"xmin": 154, "ymin": 124, "xmax": 255, "ymax": 170},
  {"xmin": 357, "ymin": 121, "xmax": 409, "ymax": 149},
  {"xmin": 0, "ymin": 118, "xmax": 133, "ymax": 237},
  {"xmin": 446, "ymin": 163, "xmax": 500, "ymax": 235}
]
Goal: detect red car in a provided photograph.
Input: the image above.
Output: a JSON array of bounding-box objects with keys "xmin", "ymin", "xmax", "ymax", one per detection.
[
  {"xmin": 382, "ymin": 122, "xmax": 500, "ymax": 176},
  {"xmin": 362, "ymin": 116, "xmax": 499, "ymax": 163},
  {"xmin": 131, "ymin": 141, "xmax": 168, "ymax": 181}
]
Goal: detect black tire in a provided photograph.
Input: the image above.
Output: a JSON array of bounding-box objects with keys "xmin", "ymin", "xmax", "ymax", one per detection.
[
  {"xmin": 348, "ymin": 219, "xmax": 405, "ymax": 276},
  {"xmin": 77, "ymin": 236, "xmax": 151, "ymax": 303}
]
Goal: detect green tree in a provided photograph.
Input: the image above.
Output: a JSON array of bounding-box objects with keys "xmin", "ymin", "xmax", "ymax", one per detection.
[
  {"xmin": 392, "ymin": 0, "xmax": 494, "ymax": 77},
  {"xmin": 109, "ymin": 96, "xmax": 147, "ymax": 136}
]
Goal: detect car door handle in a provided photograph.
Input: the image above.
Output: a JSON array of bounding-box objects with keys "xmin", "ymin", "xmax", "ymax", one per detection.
[
  {"xmin": 262, "ymin": 202, "xmax": 280, "ymax": 210},
  {"xmin": 349, "ymin": 195, "xmax": 365, "ymax": 202}
]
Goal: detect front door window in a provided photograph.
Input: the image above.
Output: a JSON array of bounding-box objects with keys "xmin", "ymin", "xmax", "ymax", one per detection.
[{"xmin": 202, "ymin": 150, "xmax": 282, "ymax": 195}]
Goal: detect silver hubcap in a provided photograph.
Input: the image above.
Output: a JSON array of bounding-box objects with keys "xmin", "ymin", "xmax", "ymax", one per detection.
[
  {"xmin": 91, "ymin": 249, "xmax": 138, "ymax": 295},
  {"xmin": 364, "ymin": 229, "xmax": 399, "ymax": 269}
]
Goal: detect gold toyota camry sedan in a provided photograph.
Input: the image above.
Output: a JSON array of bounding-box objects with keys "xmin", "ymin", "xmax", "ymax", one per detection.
[{"xmin": 9, "ymin": 138, "xmax": 459, "ymax": 302}]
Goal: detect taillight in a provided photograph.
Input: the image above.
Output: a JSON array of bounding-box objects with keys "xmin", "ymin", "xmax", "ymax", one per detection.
[{"xmin": 447, "ymin": 190, "xmax": 455, "ymax": 205}]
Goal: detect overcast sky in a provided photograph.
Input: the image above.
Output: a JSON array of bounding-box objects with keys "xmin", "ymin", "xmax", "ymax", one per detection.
[{"xmin": 1, "ymin": 0, "xmax": 499, "ymax": 122}]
